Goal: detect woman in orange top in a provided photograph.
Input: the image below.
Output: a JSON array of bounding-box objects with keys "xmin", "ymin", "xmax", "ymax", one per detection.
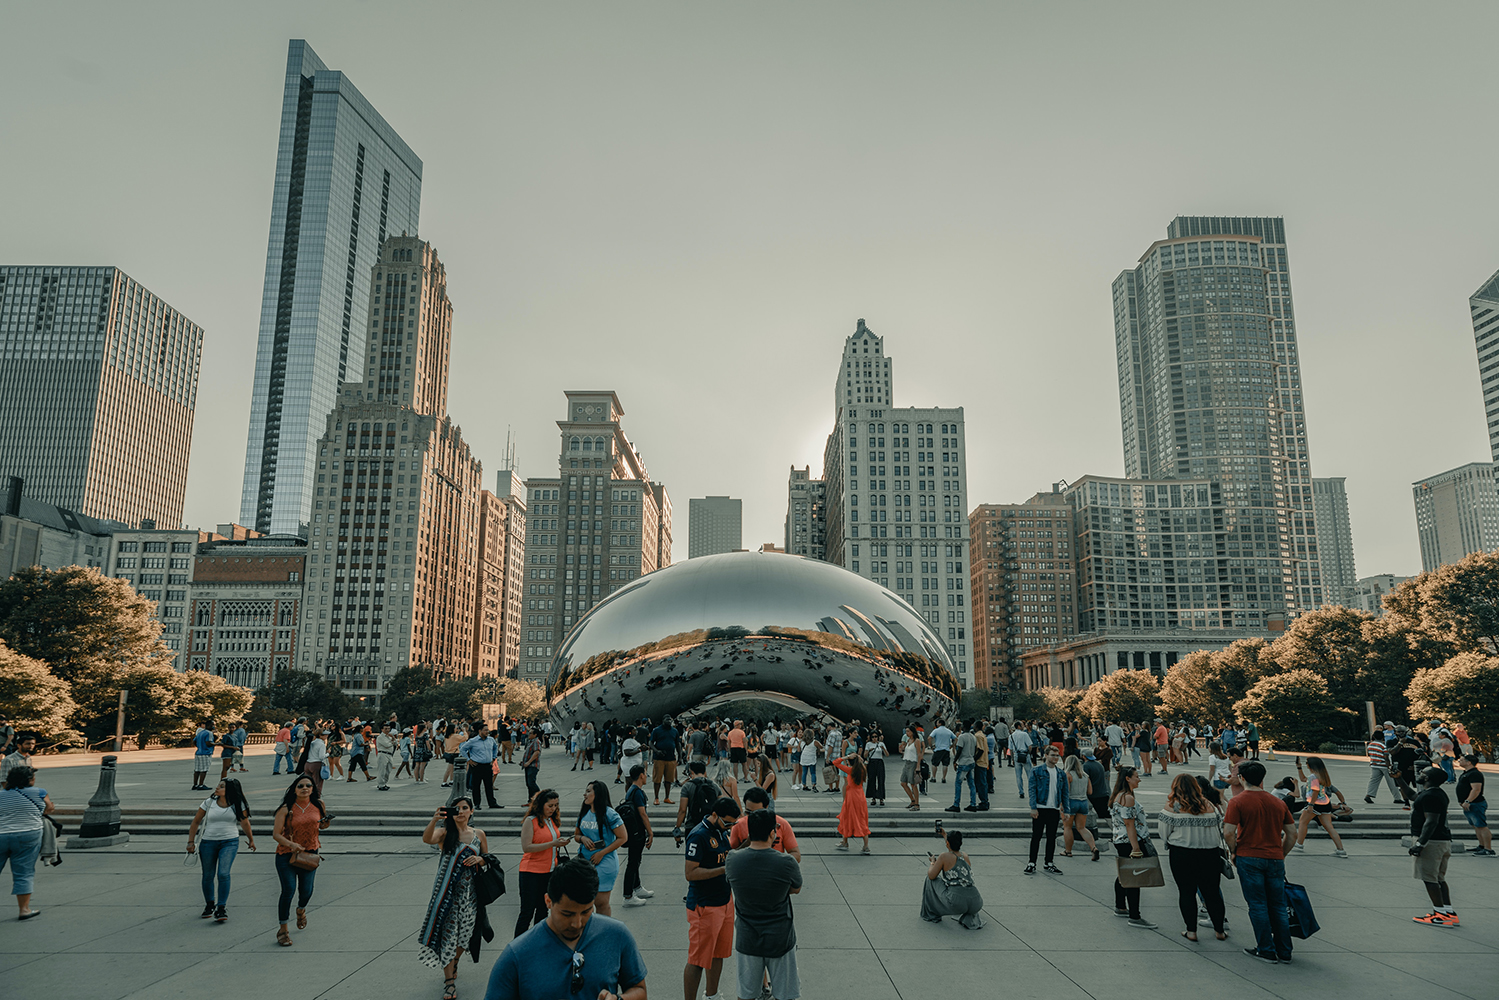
[
  {"xmin": 515, "ymin": 788, "xmax": 565, "ymax": 937},
  {"xmin": 271, "ymin": 775, "xmax": 330, "ymax": 946},
  {"xmin": 832, "ymin": 755, "xmax": 871, "ymax": 854}
]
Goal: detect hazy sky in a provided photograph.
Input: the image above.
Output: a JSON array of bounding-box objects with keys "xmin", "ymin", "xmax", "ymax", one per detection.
[{"xmin": 4, "ymin": 3, "xmax": 1495, "ymax": 576}]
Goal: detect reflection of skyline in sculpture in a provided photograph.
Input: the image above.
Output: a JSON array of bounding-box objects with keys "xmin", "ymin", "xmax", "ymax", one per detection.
[{"xmin": 546, "ymin": 551, "xmax": 961, "ymax": 738}]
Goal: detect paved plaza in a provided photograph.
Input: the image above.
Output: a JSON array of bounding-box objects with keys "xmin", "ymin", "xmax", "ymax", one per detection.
[{"xmin": 5, "ymin": 745, "xmax": 1497, "ymax": 999}]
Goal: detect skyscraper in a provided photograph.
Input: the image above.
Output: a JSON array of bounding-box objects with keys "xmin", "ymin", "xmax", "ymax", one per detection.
[
  {"xmin": 1412, "ymin": 462, "xmax": 1499, "ymax": 572},
  {"xmin": 687, "ymin": 497, "xmax": 742, "ymax": 557},
  {"xmin": 299, "ymin": 236, "xmax": 484, "ymax": 698},
  {"xmin": 0, "ymin": 265, "xmax": 202, "ymax": 529},
  {"xmin": 517, "ymin": 392, "xmax": 673, "ymax": 681},
  {"xmin": 818, "ymin": 321, "xmax": 972, "ymax": 685},
  {"xmin": 474, "ymin": 468, "xmax": 527, "ymax": 679},
  {"xmin": 242, "ymin": 40, "xmax": 422, "ymax": 536},
  {"xmin": 1469, "ymin": 270, "xmax": 1499, "ymax": 465},
  {"xmin": 1113, "ymin": 216, "xmax": 1321, "ymax": 624},
  {"xmin": 784, "ymin": 466, "xmax": 825, "ymax": 559},
  {"xmin": 1311, "ymin": 477, "xmax": 1356, "ymax": 605}
]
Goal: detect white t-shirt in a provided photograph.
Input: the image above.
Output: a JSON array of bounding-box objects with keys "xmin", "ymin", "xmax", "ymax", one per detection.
[
  {"xmin": 1042, "ymin": 766, "xmax": 1063, "ymax": 810},
  {"xmin": 198, "ymin": 797, "xmax": 242, "ymax": 841},
  {"xmin": 1105, "ymin": 724, "xmax": 1124, "ymax": 747},
  {"xmin": 902, "ymin": 739, "xmax": 920, "ymax": 762},
  {"xmin": 621, "ymin": 739, "xmax": 643, "ymax": 771},
  {"xmin": 1207, "ymin": 755, "xmax": 1230, "ymax": 783},
  {"xmin": 307, "ymin": 738, "xmax": 328, "ymax": 764},
  {"xmin": 800, "ymin": 741, "xmax": 819, "ymax": 766}
]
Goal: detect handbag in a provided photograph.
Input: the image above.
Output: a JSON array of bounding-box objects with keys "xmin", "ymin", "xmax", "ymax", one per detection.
[
  {"xmin": 1115, "ymin": 837, "xmax": 1165, "ymax": 888},
  {"xmin": 320, "ymin": 764, "xmax": 331, "ymax": 781},
  {"xmin": 282, "ymin": 807, "xmax": 323, "ymax": 870},
  {"xmin": 1284, "ymin": 880, "xmax": 1320, "ymax": 938},
  {"xmin": 473, "ymin": 853, "xmax": 506, "ymax": 905}
]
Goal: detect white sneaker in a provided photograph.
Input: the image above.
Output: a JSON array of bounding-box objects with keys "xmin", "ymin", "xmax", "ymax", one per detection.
[
  {"xmin": 1292, "ymin": 843, "xmax": 1304, "ymax": 851},
  {"xmin": 1332, "ymin": 849, "xmax": 1348, "ymax": 858},
  {"xmin": 624, "ymin": 895, "xmax": 648, "ymax": 907},
  {"xmin": 634, "ymin": 887, "xmax": 655, "ymax": 898}
]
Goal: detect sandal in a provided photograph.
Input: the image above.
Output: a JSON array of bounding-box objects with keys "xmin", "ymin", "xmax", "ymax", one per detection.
[
  {"xmin": 276, "ymin": 927, "xmax": 292, "ymax": 947},
  {"xmin": 1182, "ymin": 931, "xmax": 1198, "ymax": 942},
  {"xmin": 1092, "ymin": 847, "xmax": 1100, "ymax": 862},
  {"xmin": 443, "ymin": 978, "xmax": 457, "ymax": 1000},
  {"xmin": 296, "ymin": 908, "xmax": 307, "ymax": 930},
  {"xmin": 1061, "ymin": 851, "xmax": 1073, "ymax": 857},
  {"xmin": 1215, "ymin": 929, "xmax": 1228, "ymax": 940}
]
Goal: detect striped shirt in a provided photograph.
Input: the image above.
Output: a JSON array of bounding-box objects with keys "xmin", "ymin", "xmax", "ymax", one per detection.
[{"xmin": 1366, "ymin": 740, "xmax": 1389, "ymax": 768}]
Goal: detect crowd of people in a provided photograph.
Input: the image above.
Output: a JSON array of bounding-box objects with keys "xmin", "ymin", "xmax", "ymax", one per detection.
[{"xmin": 0, "ymin": 709, "xmax": 1490, "ymax": 997}]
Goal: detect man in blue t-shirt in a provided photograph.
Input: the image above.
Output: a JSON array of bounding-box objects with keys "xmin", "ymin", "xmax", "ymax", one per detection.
[
  {"xmin": 191, "ymin": 722, "xmax": 214, "ymax": 791},
  {"xmin": 683, "ymin": 796, "xmax": 741, "ymax": 1000},
  {"xmin": 486, "ymin": 859, "xmax": 647, "ymax": 1000}
]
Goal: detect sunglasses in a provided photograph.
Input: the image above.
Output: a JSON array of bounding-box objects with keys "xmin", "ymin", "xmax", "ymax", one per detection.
[{"xmin": 570, "ymin": 950, "xmax": 585, "ymax": 993}]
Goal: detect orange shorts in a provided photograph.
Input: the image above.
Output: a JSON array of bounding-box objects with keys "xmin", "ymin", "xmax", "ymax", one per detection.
[{"xmin": 686, "ymin": 900, "xmax": 734, "ymax": 968}]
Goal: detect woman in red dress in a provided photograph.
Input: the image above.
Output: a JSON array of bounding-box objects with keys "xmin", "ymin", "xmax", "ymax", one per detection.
[{"xmin": 832, "ymin": 755, "xmax": 871, "ymax": 854}]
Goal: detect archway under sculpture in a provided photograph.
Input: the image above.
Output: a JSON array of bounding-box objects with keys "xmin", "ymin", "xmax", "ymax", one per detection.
[{"xmin": 546, "ymin": 551, "xmax": 962, "ymax": 739}]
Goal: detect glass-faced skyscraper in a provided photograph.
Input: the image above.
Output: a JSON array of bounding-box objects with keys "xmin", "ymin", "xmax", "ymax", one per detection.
[
  {"xmin": 241, "ymin": 40, "xmax": 421, "ymax": 535},
  {"xmin": 1113, "ymin": 217, "xmax": 1322, "ymax": 624}
]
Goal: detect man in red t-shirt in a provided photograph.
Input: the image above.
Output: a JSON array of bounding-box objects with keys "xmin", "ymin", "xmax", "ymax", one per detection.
[
  {"xmin": 1152, "ymin": 721, "xmax": 1170, "ymax": 775},
  {"xmin": 728, "ymin": 786, "xmax": 801, "ymax": 862},
  {"xmin": 1224, "ymin": 760, "xmax": 1296, "ymax": 963},
  {"xmin": 728, "ymin": 722, "xmax": 748, "ymax": 781}
]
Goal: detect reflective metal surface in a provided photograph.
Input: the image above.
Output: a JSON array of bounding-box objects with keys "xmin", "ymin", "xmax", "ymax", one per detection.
[{"xmin": 548, "ymin": 551, "xmax": 961, "ymax": 736}]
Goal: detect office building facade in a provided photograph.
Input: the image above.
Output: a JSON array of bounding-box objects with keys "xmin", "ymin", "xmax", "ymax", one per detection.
[
  {"xmin": 1349, "ymin": 573, "xmax": 1412, "ymax": 616},
  {"xmin": 784, "ymin": 466, "xmax": 826, "ymax": 559},
  {"xmin": 1470, "ymin": 270, "xmax": 1499, "ymax": 464},
  {"xmin": 0, "ymin": 478, "xmax": 117, "ymax": 578},
  {"xmin": 687, "ymin": 496, "xmax": 742, "ymax": 558},
  {"xmin": 518, "ymin": 391, "xmax": 673, "ymax": 681},
  {"xmin": 968, "ymin": 490, "xmax": 1076, "ymax": 692},
  {"xmin": 300, "ymin": 237, "xmax": 483, "ymax": 698},
  {"xmin": 241, "ymin": 40, "xmax": 423, "ymax": 536},
  {"xmin": 187, "ymin": 536, "xmax": 308, "ymax": 690},
  {"xmin": 819, "ymin": 321, "xmax": 972, "ymax": 685},
  {"xmin": 1114, "ymin": 216, "xmax": 1320, "ymax": 621},
  {"xmin": 0, "ymin": 265, "xmax": 202, "ymax": 529},
  {"xmin": 1412, "ymin": 462, "xmax": 1499, "ymax": 572},
  {"xmin": 1311, "ymin": 477, "xmax": 1357, "ymax": 606},
  {"xmin": 474, "ymin": 470, "xmax": 527, "ymax": 679}
]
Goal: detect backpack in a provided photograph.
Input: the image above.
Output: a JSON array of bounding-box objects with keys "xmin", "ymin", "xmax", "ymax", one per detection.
[{"xmin": 683, "ymin": 776, "xmax": 721, "ymax": 831}]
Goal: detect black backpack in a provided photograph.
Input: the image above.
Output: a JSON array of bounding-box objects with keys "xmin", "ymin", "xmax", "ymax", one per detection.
[{"xmin": 683, "ymin": 776, "xmax": 721, "ymax": 831}]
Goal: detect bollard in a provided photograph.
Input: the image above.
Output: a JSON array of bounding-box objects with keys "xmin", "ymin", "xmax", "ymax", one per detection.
[
  {"xmin": 67, "ymin": 755, "xmax": 131, "ymax": 848},
  {"xmin": 447, "ymin": 754, "xmax": 470, "ymax": 807}
]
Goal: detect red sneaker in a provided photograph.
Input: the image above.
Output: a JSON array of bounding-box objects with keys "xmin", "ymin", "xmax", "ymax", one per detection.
[{"xmin": 1412, "ymin": 912, "xmax": 1459, "ymax": 927}]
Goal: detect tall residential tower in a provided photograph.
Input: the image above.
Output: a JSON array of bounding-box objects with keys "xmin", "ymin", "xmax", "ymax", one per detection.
[
  {"xmin": 241, "ymin": 40, "xmax": 422, "ymax": 536},
  {"xmin": 1113, "ymin": 216, "xmax": 1321, "ymax": 625},
  {"xmin": 1311, "ymin": 477, "xmax": 1356, "ymax": 605},
  {"xmin": 687, "ymin": 497, "xmax": 742, "ymax": 558}
]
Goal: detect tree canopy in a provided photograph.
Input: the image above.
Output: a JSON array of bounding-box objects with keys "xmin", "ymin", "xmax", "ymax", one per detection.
[
  {"xmin": 1406, "ymin": 652, "xmax": 1499, "ymax": 755},
  {"xmin": 1076, "ymin": 668, "xmax": 1159, "ymax": 723}
]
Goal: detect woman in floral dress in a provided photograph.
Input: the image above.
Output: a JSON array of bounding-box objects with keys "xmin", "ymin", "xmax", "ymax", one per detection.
[{"xmin": 419, "ymin": 798, "xmax": 490, "ymax": 999}]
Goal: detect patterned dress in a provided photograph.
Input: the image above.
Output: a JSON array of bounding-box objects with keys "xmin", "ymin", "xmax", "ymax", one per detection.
[{"xmin": 418, "ymin": 828, "xmax": 479, "ymax": 968}]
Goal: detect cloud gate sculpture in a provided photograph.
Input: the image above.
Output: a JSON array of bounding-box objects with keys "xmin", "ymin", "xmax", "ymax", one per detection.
[{"xmin": 547, "ymin": 551, "xmax": 962, "ymax": 738}]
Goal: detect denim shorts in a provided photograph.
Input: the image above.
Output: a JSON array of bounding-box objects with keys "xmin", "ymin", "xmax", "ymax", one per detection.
[
  {"xmin": 1066, "ymin": 799, "xmax": 1090, "ymax": 816},
  {"xmin": 1463, "ymin": 801, "xmax": 1488, "ymax": 829}
]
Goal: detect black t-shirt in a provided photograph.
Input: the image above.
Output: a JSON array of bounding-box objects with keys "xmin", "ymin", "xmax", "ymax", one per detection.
[
  {"xmin": 622, "ymin": 783, "xmax": 649, "ymax": 830},
  {"xmin": 1391, "ymin": 744, "xmax": 1420, "ymax": 773},
  {"xmin": 1456, "ymin": 769, "xmax": 1485, "ymax": 805},
  {"xmin": 495, "ymin": 722, "xmax": 511, "ymax": 741},
  {"xmin": 684, "ymin": 820, "xmax": 731, "ymax": 908},
  {"xmin": 1410, "ymin": 787, "xmax": 1452, "ymax": 841}
]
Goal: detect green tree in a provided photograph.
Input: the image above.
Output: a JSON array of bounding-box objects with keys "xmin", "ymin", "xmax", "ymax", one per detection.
[
  {"xmin": 249, "ymin": 668, "xmax": 353, "ymax": 727},
  {"xmin": 1266, "ymin": 606, "xmax": 1372, "ymax": 701},
  {"xmin": 1157, "ymin": 642, "xmax": 1272, "ymax": 724},
  {"xmin": 501, "ymin": 678, "xmax": 547, "ymax": 720},
  {"xmin": 0, "ymin": 566, "xmax": 171, "ymax": 683},
  {"xmin": 1415, "ymin": 550, "xmax": 1499, "ymax": 654},
  {"xmin": 1406, "ymin": 651, "xmax": 1499, "ymax": 756},
  {"xmin": 0, "ymin": 638, "xmax": 77, "ymax": 739},
  {"xmin": 69, "ymin": 659, "xmax": 190, "ymax": 746},
  {"xmin": 959, "ymin": 687, "xmax": 995, "ymax": 721},
  {"xmin": 1077, "ymin": 669, "xmax": 1159, "ymax": 724},
  {"xmin": 179, "ymin": 670, "xmax": 254, "ymax": 730},
  {"xmin": 1234, "ymin": 669, "xmax": 1351, "ymax": 750}
]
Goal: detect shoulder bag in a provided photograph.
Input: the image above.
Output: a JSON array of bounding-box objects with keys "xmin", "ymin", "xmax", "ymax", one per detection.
[
  {"xmin": 282, "ymin": 807, "xmax": 323, "ymax": 871},
  {"xmin": 474, "ymin": 852, "xmax": 506, "ymax": 905}
]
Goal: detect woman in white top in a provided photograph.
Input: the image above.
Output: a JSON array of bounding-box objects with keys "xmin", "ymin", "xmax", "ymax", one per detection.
[
  {"xmin": 302, "ymin": 731, "xmax": 329, "ymax": 794},
  {"xmin": 899, "ymin": 725, "xmax": 924, "ymax": 810},
  {"xmin": 1206, "ymin": 744, "xmax": 1231, "ymax": 792},
  {"xmin": 186, "ymin": 777, "xmax": 256, "ymax": 922},
  {"xmin": 799, "ymin": 731, "xmax": 822, "ymax": 792},
  {"xmin": 787, "ymin": 733, "xmax": 805, "ymax": 789},
  {"xmin": 864, "ymin": 728, "xmax": 887, "ymax": 806}
]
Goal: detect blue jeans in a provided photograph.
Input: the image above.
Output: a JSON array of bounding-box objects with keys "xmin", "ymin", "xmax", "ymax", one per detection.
[
  {"xmin": 275, "ymin": 852, "xmax": 316, "ymax": 923},
  {"xmin": 199, "ymin": 837, "xmax": 239, "ymax": 905},
  {"xmin": 0, "ymin": 828, "xmax": 43, "ymax": 895},
  {"xmin": 952, "ymin": 764, "xmax": 976, "ymax": 807},
  {"xmin": 1014, "ymin": 760, "xmax": 1027, "ymax": 796},
  {"xmin": 273, "ymin": 751, "xmax": 295, "ymax": 773},
  {"xmin": 1235, "ymin": 856, "xmax": 1292, "ymax": 959}
]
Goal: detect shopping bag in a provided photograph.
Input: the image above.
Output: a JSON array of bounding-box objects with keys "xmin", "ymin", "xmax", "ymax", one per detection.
[
  {"xmin": 1285, "ymin": 880, "xmax": 1319, "ymax": 939},
  {"xmin": 1115, "ymin": 839, "xmax": 1165, "ymax": 888}
]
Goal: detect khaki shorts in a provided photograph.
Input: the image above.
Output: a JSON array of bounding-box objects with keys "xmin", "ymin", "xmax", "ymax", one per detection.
[
  {"xmin": 652, "ymin": 758, "xmax": 677, "ymax": 784},
  {"xmin": 901, "ymin": 760, "xmax": 918, "ymax": 785},
  {"xmin": 1414, "ymin": 841, "xmax": 1451, "ymax": 882}
]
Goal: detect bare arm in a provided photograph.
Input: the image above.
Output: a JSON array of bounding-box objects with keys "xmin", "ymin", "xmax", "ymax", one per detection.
[
  {"xmin": 685, "ymin": 858, "xmax": 725, "ymax": 882},
  {"xmin": 240, "ymin": 815, "xmax": 257, "ymax": 851},
  {"xmin": 271, "ymin": 806, "xmax": 302, "ymax": 852},
  {"xmin": 186, "ymin": 806, "xmax": 207, "ymax": 851}
]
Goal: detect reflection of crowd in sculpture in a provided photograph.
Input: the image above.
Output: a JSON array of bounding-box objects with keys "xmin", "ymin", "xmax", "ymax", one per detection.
[{"xmin": 546, "ymin": 628, "xmax": 957, "ymax": 737}]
